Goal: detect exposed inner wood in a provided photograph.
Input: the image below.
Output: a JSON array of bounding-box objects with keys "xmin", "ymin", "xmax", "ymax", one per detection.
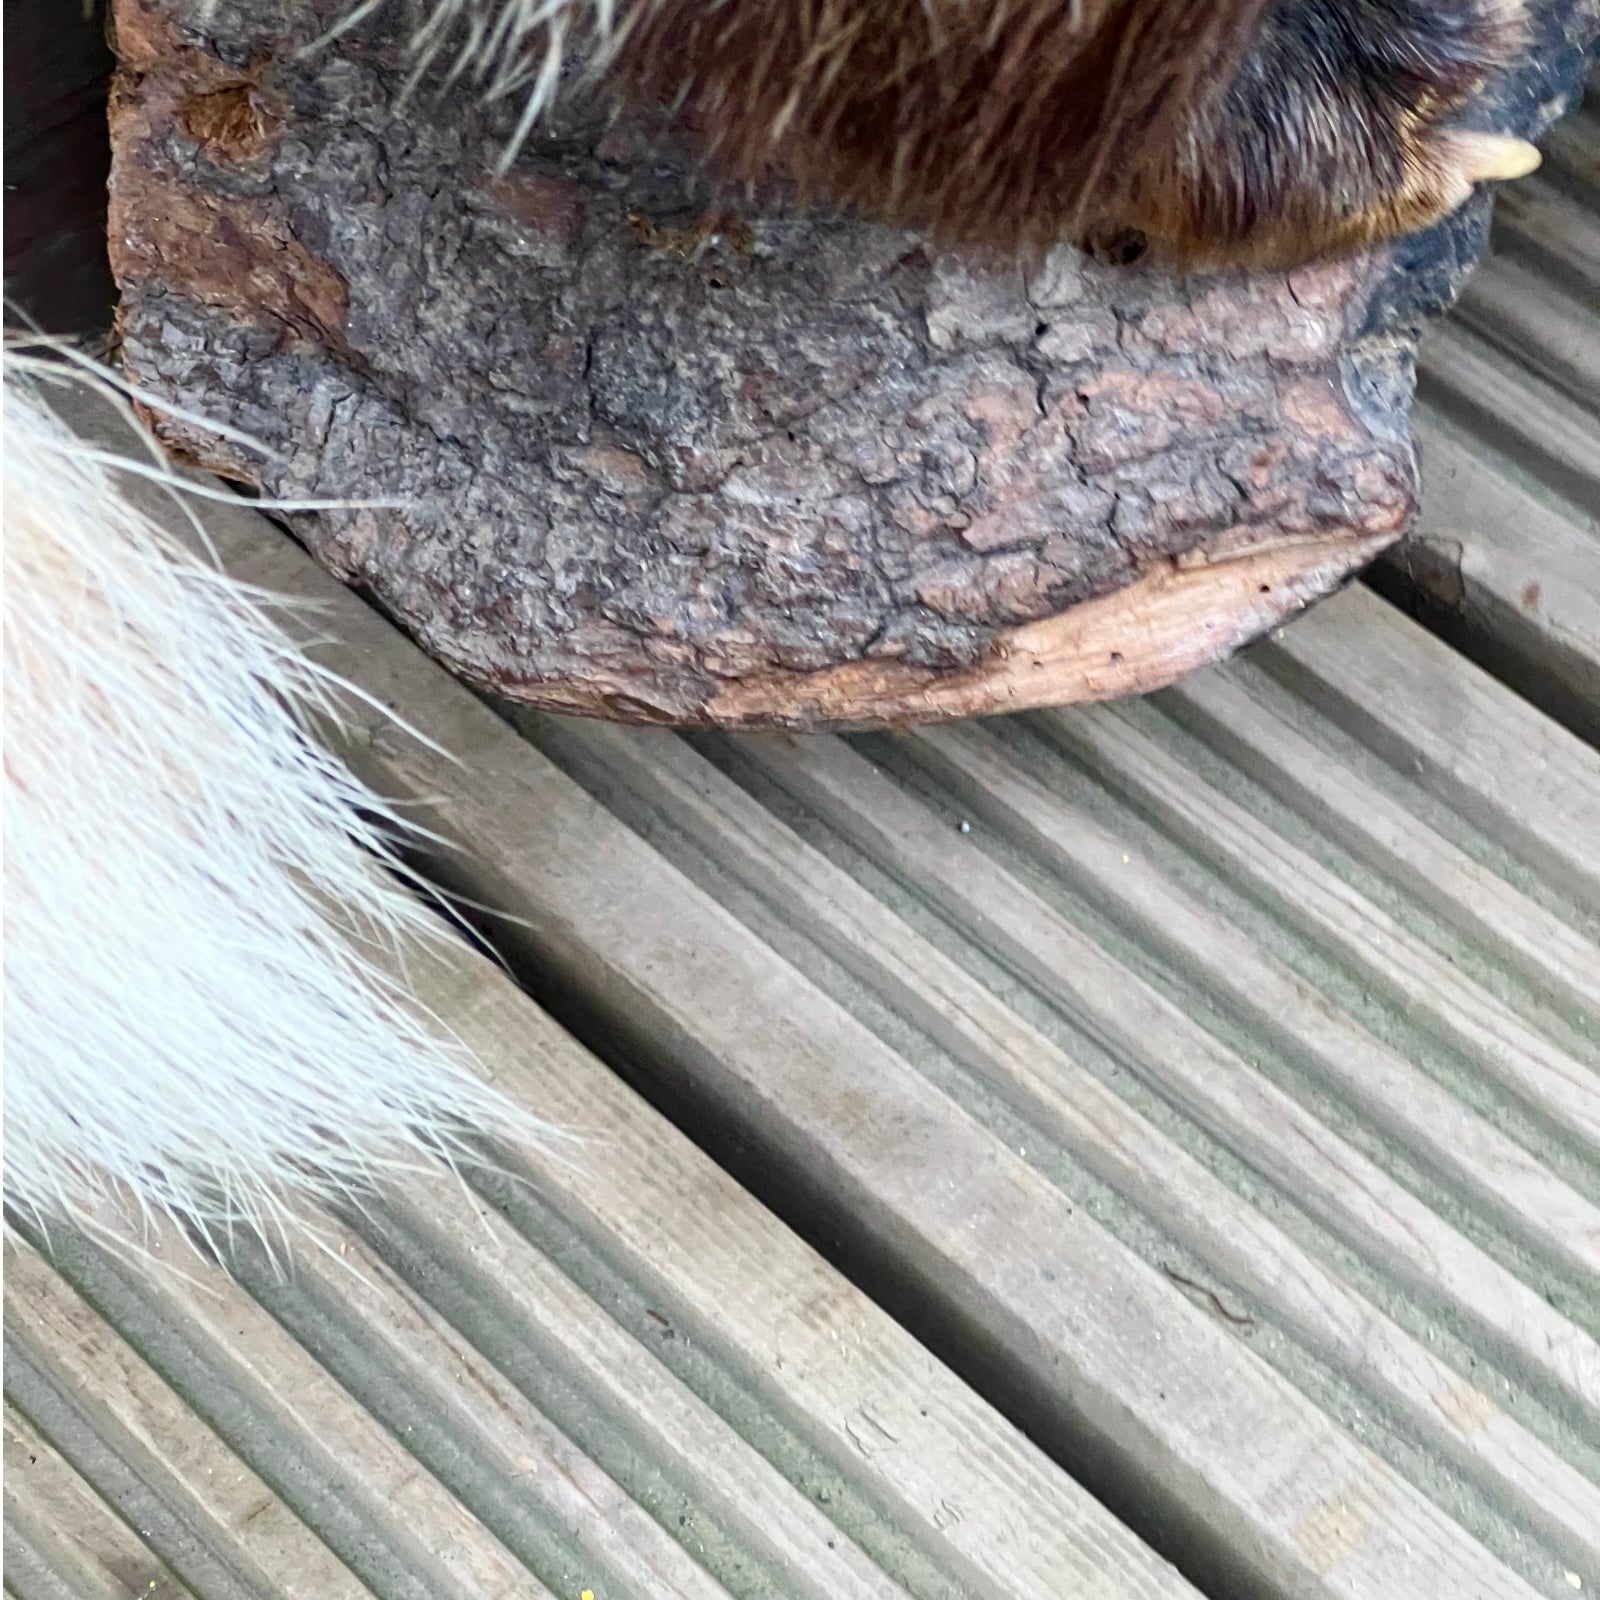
[{"xmin": 704, "ymin": 532, "xmax": 1396, "ymax": 729}]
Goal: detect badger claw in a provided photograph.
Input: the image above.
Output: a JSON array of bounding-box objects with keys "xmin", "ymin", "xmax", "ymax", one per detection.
[{"xmin": 1450, "ymin": 131, "xmax": 1542, "ymax": 185}]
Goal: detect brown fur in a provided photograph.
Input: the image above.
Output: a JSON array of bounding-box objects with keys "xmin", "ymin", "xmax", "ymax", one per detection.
[{"xmin": 605, "ymin": 0, "xmax": 1529, "ymax": 268}]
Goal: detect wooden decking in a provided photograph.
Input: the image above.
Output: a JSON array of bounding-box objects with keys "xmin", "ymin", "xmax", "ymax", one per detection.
[
  {"xmin": 1391, "ymin": 82, "xmax": 1600, "ymax": 741},
  {"xmin": 8, "ymin": 148, "xmax": 1599, "ymax": 1600}
]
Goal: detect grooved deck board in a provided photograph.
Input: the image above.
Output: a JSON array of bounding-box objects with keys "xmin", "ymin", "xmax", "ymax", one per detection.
[
  {"xmin": 1268, "ymin": 585, "xmax": 1600, "ymax": 909},
  {"xmin": 13, "ymin": 316, "xmax": 1600, "ymax": 1599},
  {"xmin": 3, "ymin": 1249, "xmax": 383, "ymax": 1600},
  {"xmin": 170, "ymin": 473, "xmax": 1595, "ymax": 1597},
  {"xmin": 10, "ymin": 382, "xmax": 1208, "ymax": 1600},
  {"xmin": 520, "ymin": 711, "xmax": 1600, "ymax": 1566},
  {"xmin": 1157, "ymin": 665, "xmax": 1598, "ymax": 1019},
  {"xmin": 3, "ymin": 863, "xmax": 1198, "ymax": 1600},
  {"xmin": 3, "ymin": 1408, "xmax": 190, "ymax": 1600},
  {"xmin": 1399, "ymin": 86, "xmax": 1600, "ymax": 739}
]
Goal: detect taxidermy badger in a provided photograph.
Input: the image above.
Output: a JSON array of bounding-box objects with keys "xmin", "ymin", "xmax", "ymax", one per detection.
[{"xmin": 3, "ymin": 0, "xmax": 1538, "ymax": 1249}]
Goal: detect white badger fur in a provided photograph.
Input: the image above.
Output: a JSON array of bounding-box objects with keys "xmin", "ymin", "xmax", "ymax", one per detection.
[
  {"xmin": 2, "ymin": 350, "xmax": 538, "ymax": 1250},
  {"xmin": 0, "ymin": 0, "xmax": 606, "ymax": 1256}
]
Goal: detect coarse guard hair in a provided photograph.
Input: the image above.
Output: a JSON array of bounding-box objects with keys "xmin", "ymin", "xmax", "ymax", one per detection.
[
  {"xmin": 354, "ymin": 0, "xmax": 1540, "ymax": 267},
  {"xmin": 2, "ymin": 348, "xmax": 543, "ymax": 1252}
]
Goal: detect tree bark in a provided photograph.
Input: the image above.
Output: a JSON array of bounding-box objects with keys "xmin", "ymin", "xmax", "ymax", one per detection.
[{"xmin": 106, "ymin": 0, "xmax": 1599, "ymax": 728}]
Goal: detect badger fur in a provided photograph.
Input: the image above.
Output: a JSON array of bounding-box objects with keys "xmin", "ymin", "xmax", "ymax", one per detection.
[
  {"xmin": 2, "ymin": 349, "xmax": 540, "ymax": 1253},
  {"xmin": 382, "ymin": 0, "xmax": 1539, "ymax": 266}
]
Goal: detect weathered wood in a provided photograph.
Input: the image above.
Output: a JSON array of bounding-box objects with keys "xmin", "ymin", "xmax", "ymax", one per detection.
[
  {"xmin": 1267, "ymin": 583, "xmax": 1600, "ymax": 911},
  {"xmin": 266, "ymin": 612, "xmax": 1567, "ymax": 1600},
  {"xmin": 51, "ymin": 384, "xmax": 1597, "ymax": 1597},
  {"xmin": 1022, "ymin": 700, "xmax": 1600, "ymax": 1145},
  {"xmin": 515, "ymin": 712, "xmax": 1600, "ymax": 1575},
  {"xmin": 102, "ymin": 0, "xmax": 1595, "ymax": 728},
  {"xmin": 4, "ymin": 1248, "xmax": 381, "ymax": 1600},
  {"xmin": 724, "ymin": 730, "xmax": 1600, "ymax": 1405},
  {"xmin": 1161, "ymin": 663, "xmax": 1600, "ymax": 1017},
  {"xmin": 3, "ymin": 1409, "xmax": 184, "ymax": 1600},
  {"xmin": 1374, "ymin": 75, "xmax": 1600, "ymax": 745},
  {"xmin": 910, "ymin": 716, "xmax": 1600, "ymax": 1265},
  {"xmin": 1392, "ymin": 389, "xmax": 1600, "ymax": 737}
]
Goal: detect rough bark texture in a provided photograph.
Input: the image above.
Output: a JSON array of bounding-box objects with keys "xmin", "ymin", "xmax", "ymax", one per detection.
[{"xmin": 106, "ymin": 0, "xmax": 1598, "ymax": 728}]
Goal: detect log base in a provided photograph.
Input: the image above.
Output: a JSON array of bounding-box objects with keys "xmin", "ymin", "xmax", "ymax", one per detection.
[{"xmin": 105, "ymin": 0, "xmax": 1594, "ymax": 729}]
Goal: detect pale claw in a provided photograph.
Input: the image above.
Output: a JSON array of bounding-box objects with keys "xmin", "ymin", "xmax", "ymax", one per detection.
[{"xmin": 1451, "ymin": 131, "xmax": 1542, "ymax": 184}]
